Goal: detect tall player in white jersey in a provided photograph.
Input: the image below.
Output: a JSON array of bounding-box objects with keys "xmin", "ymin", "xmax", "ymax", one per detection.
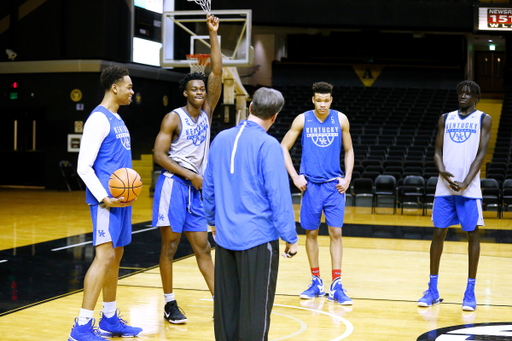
[
  {"xmin": 418, "ymin": 80, "xmax": 492, "ymax": 311},
  {"xmin": 152, "ymin": 15, "xmax": 221, "ymax": 324},
  {"xmin": 281, "ymin": 82, "xmax": 354, "ymax": 305}
]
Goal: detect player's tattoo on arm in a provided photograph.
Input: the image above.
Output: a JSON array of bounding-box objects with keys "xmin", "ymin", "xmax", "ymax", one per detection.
[{"xmin": 206, "ymin": 73, "xmax": 222, "ymax": 120}]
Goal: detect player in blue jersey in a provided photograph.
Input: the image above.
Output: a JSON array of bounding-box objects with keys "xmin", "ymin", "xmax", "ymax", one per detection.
[
  {"xmin": 418, "ymin": 80, "xmax": 492, "ymax": 311},
  {"xmin": 70, "ymin": 66, "xmax": 142, "ymax": 341},
  {"xmin": 152, "ymin": 15, "xmax": 222, "ymax": 324},
  {"xmin": 203, "ymin": 87, "xmax": 299, "ymax": 341},
  {"xmin": 281, "ymin": 81, "xmax": 354, "ymax": 305}
]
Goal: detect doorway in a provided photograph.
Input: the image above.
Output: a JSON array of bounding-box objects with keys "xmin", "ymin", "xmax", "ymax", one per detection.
[
  {"xmin": 0, "ymin": 108, "xmax": 46, "ymax": 187},
  {"xmin": 475, "ymin": 51, "xmax": 505, "ymax": 93}
]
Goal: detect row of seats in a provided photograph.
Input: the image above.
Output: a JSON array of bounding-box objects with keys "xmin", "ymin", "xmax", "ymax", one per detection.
[
  {"xmin": 269, "ymin": 85, "xmax": 457, "ymax": 167},
  {"xmin": 351, "ymin": 175, "xmax": 512, "ymax": 218},
  {"xmin": 266, "ymin": 86, "xmax": 512, "ymax": 178}
]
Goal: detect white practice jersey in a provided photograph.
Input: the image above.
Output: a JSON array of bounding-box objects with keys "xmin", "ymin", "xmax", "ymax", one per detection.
[
  {"xmin": 435, "ymin": 110, "xmax": 485, "ymax": 199},
  {"xmin": 166, "ymin": 107, "xmax": 210, "ymax": 177}
]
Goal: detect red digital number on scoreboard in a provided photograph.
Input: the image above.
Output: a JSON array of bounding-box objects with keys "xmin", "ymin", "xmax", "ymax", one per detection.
[{"xmin": 488, "ymin": 9, "xmax": 512, "ymax": 26}]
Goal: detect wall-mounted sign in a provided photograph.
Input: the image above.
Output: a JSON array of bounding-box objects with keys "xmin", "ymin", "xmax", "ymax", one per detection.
[
  {"xmin": 67, "ymin": 134, "xmax": 82, "ymax": 152},
  {"xmin": 71, "ymin": 89, "xmax": 82, "ymax": 102},
  {"xmin": 74, "ymin": 121, "xmax": 83, "ymax": 133},
  {"xmin": 476, "ymin": 6, "xmax": 512, "ymax": 31}
]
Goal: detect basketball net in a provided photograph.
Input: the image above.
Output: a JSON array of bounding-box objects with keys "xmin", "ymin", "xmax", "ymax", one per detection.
[
  {"xmin": 186, "ymin": 54, "xmax": 211, "ymax": 74},
  {"xmin": 187, "ymin": 0, "xmax": 211, "ymax": 14}
]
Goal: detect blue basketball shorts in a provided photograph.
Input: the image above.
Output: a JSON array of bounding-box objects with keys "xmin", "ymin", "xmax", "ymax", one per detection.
[
  {"xmin": 300, "ymin": 181, "xmax": 345, "ymax": 230},
  {"xmin": 90, "ymin": 204, "xmax": 132, "ymax": 248},
  {"xmin": 152, "ymin": 172, "xmax": 207, "ymax": 233},
  {"xmin": 432, "ymin": 196, "xmax": 484, "ymax": 231}
]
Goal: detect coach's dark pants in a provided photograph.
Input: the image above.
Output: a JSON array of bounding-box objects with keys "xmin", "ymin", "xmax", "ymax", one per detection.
[{"xmin": 214, "ymin": 240, "xmax": 280, "ymax": 341}]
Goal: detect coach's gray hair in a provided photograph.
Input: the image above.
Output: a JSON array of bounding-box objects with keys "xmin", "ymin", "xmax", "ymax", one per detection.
[{"xmin": 251, "ymin": 87, "xmax": 285, "ymax": 120}]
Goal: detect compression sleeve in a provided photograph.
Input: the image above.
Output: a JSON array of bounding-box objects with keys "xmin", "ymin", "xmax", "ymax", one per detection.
[{"xmin": 77, "ymin": 112, "xmax": 110, "ymax": 202}]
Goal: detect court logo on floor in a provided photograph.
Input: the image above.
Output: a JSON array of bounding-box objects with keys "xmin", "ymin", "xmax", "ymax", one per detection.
[{"xmin": 417, "ymin": 322, "xmax": 512, "ymax": 340}]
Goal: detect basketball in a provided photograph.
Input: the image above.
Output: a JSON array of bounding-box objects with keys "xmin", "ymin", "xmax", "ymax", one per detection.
[{"xmin": 108, "ymin": 168, "xmax": 143, "ymax": 202}]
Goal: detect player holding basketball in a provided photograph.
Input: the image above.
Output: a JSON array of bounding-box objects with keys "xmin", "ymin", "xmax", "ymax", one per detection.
[
  {"xmin": 152, "ymin": 14, "xmax": 221, "ymax": 324},
  {"xmin": 281, "ymin": 81, "xmax": 354, "ymax": 305},
  {"xmin": 70, "ymin": 66, "xmax": 142, "ymax": 341},
  {"xmin": 418, "ymin": 80, "xmax": 491, "ymax": 311}
]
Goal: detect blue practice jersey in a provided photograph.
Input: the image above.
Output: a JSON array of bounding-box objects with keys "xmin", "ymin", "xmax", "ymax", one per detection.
[
  {"xmin": 300, "ymin": 110, "xmax": 344, "ymax": 183},
  {"xmin": 85, "ymin": 105, "xmax": 132, "ymax": 205}
]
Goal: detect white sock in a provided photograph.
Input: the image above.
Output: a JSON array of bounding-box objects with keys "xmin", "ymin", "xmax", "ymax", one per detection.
[
  {"xmin": 164, "ymin": 293, "xmax": 175, "ymax": 303},
  {"xmin": 78, "ymin": 308, "xmax": 94, "ymax": 326},
  {"xmin": 103, "ymin": 301, "xmax": 117, "ymax": 318}
]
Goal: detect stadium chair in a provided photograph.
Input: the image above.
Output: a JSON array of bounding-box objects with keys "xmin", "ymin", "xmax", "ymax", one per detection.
[
  {"xmin": 59, "ymin": 160, "xmax": 84, "ymax": 192},
  {"xmin": 404, "ymin": 166, "xmax": 423, "ymax": 177},
  {"xmin": 385, "ymin": 166, "xmax": 404, "ymax": 175},
  {"xmin": 502, "ymin": 179, "xmax": 512, "ymax": 217},
  {"xmin": 403, "ymin": 161, "xmax": 424, "ymax": 169},
  {"xmin": 362, "ymin": 171, "xmax": 381, "ymax": 183},
  {"xmin": 361, "ymin": 160, "xmax": 382, "ymax": 168},
  {"xmin": 487, "ymin": 173, "xmax": 505, "ymax": 186},
  {"xmin": 378, "ymin": 136, "xmax": 395, "ymax": 146},
  {"xmin": 366, "ymin": 165, "xmax": 384, "ymax": 174},
  {"xmin": 481, "ymin": 178, "xmax": 502, "ymax": 218},
  {"xmin": 388, "ymin": 150, "xmax": 406, "ymax": 160},
  {"xmin": 400, "ymin": 175, "xmax": 425, "ymax": 215},
  {"xmin": 383, "ymin": 171, "xmax": 402, "ymax": 182},
  {"xmin": 423, "ymin": 176, "xmax": 438, "ymax": 215},
  {"xmin": 383, "ymin": 160, "xmax": 403, "ymax": 168},
  {"xmin": 487, "ymin": 168, "xmax": 506, "ymax": 177},
  {"xmin": 352, "ymin": 178, "xmax": 374, "ymax": 208},
  {"xmin": 354, "ymin": 165, "xmax": 365, "ymax": 174},
  {"xmin": 406, "ymin": 151, "xmax": 425, "ymax": 161},
  {"xmin": 372, "ymin": 175, "xmax": 397, "ymax": 214}
]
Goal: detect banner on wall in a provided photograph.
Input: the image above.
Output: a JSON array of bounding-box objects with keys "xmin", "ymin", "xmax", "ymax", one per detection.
[{"xmin": 352, "ymin": 65, "xmax": 384, "ymax": 87}]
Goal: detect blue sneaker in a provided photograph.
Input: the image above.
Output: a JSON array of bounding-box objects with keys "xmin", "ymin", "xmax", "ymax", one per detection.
[
  {"xmin": 68, "ymin": 318, "xmax": 106, "ymax": 341},
  {"xmin": 462, "ymin": 284, "xmax": 476, "ymax": 311},
  {"xmin": 300, "ymin": 276, "xmax": 326, "ymax": 299},
  {"xmin": 98, "ymin": 309, "xmax": 142, "ymax": 337},
  {"xmin": 418, "ymin": 284, "xmax": 440, "ymax": 307},
  {"xmin": 327, "ymin": 278, "xmax": 353, "ymax": 305}
]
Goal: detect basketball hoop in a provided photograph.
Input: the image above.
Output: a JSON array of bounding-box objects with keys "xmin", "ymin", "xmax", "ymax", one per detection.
[
  {"xmin": 187, "ymin": 0, "xmax": 211, "ymax": 14},
  {"xmin": 186, "ymin": 54, "xmax": 211, "ymax": 74}
]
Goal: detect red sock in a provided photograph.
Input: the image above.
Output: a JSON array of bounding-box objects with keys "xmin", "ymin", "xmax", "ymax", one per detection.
[
  {"xmin": 332, "ymin": 269, "xmax": 341, "ymax": 281},
  {"xmin": 311, "ymin": 267, "xmax": 320, "ymax": 277}
]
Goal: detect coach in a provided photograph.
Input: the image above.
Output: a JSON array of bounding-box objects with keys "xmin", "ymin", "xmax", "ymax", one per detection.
[{"xmin": 203, "ymin": 87, "xmax": 299, "ymax": 341}]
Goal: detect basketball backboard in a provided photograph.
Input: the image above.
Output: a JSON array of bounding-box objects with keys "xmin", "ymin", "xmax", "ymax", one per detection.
[{"xmin": 161, "ymin": 10, "xmax": 253, "ymax": 68}]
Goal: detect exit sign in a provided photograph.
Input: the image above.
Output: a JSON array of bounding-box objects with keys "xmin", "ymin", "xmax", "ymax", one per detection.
[{"xmin": 10, "ymin": 92, "xmax": 17, "ymax": 100}]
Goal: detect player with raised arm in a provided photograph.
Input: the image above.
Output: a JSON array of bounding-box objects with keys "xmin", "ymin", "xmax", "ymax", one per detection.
[
  {"xmin": 281, "ymin": 81, "xmax": 354, "ymax": 305},
  {"xmin": 152, "ymin": 14, "xmax": 222, "ymax": 324},
  {"xmin": 418, "ymin": 80, "xmax": 492, "ymax": 311}
]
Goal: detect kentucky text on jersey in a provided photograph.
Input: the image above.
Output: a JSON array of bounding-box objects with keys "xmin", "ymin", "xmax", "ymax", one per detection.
[
  {"xmin": 185, "ymin": 120, "xmax": 208, "ymax": 146},
  {"xmin": 445, "ymin": 122, "xmax": 478, "ymax": 130},
  {"xmin": 306, "ymin": 126, "xmax": 339, "ymax": 146},
  {"xmin": 306, "ymin": 126, "xmax": 339, "ymax": 134},
  {"xmin": 114, "ymin": 125, "xmax": 130, "ymax": 138}
]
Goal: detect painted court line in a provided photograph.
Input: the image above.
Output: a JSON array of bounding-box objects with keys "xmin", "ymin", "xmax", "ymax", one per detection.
[{"xmin": 274, "ymin": 304, "xmax": 354, "ymax": 340}]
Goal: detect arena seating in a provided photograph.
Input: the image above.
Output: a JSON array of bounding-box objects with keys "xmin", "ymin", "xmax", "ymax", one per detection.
[{"xmin": 263, "ymin": 85, "xmax": 511, "ymax": 217}]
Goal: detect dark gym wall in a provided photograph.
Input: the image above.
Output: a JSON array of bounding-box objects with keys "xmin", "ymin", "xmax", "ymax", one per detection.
[
  {"xmin": 0, "ymin": 71, "xmax": 179, "ymax": 190},
  {"xmin": 0, "ymin": 0, "xmax": 131, "ymax": 62},
  {"xmin": 177, "ymin": 0, "xmax": 474, "ymax": 31}
]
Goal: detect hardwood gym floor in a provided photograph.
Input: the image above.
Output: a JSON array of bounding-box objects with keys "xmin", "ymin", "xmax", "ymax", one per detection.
[{"xmin": 1, "ymin": 188, "xmax": 512, "ymax": 340}]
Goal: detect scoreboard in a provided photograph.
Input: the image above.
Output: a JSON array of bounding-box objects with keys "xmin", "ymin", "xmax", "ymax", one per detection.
[{"xmin": 477, "ymin": 7, "xmax": 512, "ymax": 31}]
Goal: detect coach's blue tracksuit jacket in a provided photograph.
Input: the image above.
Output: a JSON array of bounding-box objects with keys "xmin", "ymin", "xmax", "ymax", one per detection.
[{"xmin": 203, "ymin": 120, "xmax": 298, "ymax": 251}]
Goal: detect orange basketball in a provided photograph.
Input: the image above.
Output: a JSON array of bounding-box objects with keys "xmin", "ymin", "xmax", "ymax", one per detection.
[{"xmin": 108, "ymin": 168, "xmax": 143, "ymax": 202}]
